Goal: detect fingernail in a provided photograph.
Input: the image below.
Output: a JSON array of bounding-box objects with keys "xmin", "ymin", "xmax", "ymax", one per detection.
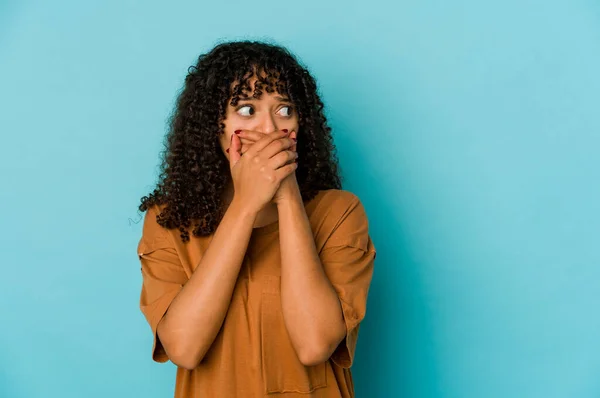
[
  {"xmin": 226, "ymin": 148, "xmax": 229, "ymax": 153},
  {"xmin": 234, "ymin": 130, "xmax": 242, "ymax": 134},
  {"xmin": 292, "ymin": 137, "xmax": 297, "ymax": 142},
  {"xmin": 282, "ymin": 129, "xmax": 288, "ymax": 133}
]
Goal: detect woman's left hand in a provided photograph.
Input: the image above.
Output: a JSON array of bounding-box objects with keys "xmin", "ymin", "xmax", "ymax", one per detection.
[{"xmin": 233, "ymin": 129, "xmax": 299, "ymax": 204}]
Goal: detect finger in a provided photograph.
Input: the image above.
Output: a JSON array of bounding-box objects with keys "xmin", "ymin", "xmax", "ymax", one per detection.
[
  {"xmin": 237, "ymin": 129, "xmax": 290, "ymax": 143},
  {"xmin": 239, "ymin": 137, "xmax": 256, "ymax": 145},
  {"xmin": 233, "ymin": 140, "xmax": 253, "ymax": 154},
  {"xmin": 269, "ymin": 148, "xmax": 297, "ymax": 169},
  {"xmin": 274, "ymin": 161, "xmax": 298, "ymax": 180},
  {"xmin": 261, "ymin": 137, "xmax": 295, "ymax": 161},
  {"xmin": 239, "ymin": 137, "xmax": 284, "ymax": 153},
  {"xmin": 229, "ymin": 133, "xmax": 242, "ymax": 169},
  {"xmin": 244, "ymin": 130, "xmax": 289, "ymax": 157},
  {"xmin": 235, "ymin": 129, "xmax": 291, "ymax": 155},
  {"xmin": 236, "ymin": 129, "xmax": 266, "ymax": 143}
]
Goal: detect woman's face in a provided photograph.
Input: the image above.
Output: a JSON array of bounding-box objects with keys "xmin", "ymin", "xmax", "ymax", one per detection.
[{"xmin": 219, "ymin": 77, "xmax": 299, "ymax": 159}]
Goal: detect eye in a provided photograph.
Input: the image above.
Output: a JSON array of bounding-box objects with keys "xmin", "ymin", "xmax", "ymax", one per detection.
[
  {"xmin": 237, "ymin": 105, "xmax": 254, "ymax": 116},
  {"xmin": 278, "ymin": 106, "xmax": 293, "ymax": 117}
]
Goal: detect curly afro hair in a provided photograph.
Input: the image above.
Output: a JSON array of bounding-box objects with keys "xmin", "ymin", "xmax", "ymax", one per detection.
[{"xmin": 138, "ymin": 40, "xmax": 343, "ymax": 243}]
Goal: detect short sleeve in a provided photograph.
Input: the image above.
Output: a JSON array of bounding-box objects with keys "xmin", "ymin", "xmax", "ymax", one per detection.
[
  {"xmin": 137, "ymin": 206, "xmax": 189, "ymax": 363},
  {"xmin": 319, "ymin": 193, "xmax": 376, "ymax": 368}
]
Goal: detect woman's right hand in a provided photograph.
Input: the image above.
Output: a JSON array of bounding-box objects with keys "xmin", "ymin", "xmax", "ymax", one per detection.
[{"xmin": 228, "ymin": 130, "xmax": 298, "ymax": 214}]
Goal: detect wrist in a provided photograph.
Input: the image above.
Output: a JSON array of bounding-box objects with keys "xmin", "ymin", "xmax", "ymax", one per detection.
[
  {"xmin": 228, "ymin": 196, "xmax": 260, "ymax": 221},
  {"xmin": 275, "ymin": 186, "xmax": 302, "ymax": 207}
]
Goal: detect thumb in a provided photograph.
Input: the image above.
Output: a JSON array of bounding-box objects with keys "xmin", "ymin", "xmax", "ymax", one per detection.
[{"xmin": 229, "ymin": 133, "xmax": 242, "ymax": 169}]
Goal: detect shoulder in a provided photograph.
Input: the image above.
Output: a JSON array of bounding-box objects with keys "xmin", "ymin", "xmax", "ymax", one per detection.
[
  {"xmin": 313, "ymin": 189, "xmax": 362, "ymax": 211},
  {"xmin": 141, "ymin": 204, "xmax": 168, "ymax": 233},
  {"xmin": 138, "ymin": 204, "xmax": 172, "ymax": 253},
  {"xmin": 310, "ymin": 189, "xmax": 371, "ymax": 249},
  {"xmin": 317, "ymin": 189, "xmax": 368, "ymax": 224}
]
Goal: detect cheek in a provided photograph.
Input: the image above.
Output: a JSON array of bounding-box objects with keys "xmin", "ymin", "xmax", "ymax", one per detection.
[{"xmin": 222, "ymin": 134, "xmax": 231, "ymax": 149}]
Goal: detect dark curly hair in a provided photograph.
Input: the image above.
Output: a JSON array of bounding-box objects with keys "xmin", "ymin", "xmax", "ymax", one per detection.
[{"xmin": 138, "ymin": 39, "xmax": 343, "ymax": 243}]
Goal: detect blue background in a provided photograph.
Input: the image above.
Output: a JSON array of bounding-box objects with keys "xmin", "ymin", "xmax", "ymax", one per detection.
[{"xmin": 1, "ymin": 0, "xmax": 599, "ymax": 397}]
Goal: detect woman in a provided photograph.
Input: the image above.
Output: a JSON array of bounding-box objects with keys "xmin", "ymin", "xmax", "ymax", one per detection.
[{"xmin": 137, "ymin": 40, "xmax": 377, "ymax": 398}]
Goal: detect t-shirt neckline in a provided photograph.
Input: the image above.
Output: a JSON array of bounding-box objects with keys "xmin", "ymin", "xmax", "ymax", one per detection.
[
  {"xmin": 252, "ymin": 219, "xmax": 279, "ymax": 235},
  {"xmin": 249, "ymin": 190, "xmax": 331, "ymax": 236}
]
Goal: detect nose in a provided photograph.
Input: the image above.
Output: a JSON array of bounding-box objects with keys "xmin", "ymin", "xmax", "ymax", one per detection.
[{"xmin": 255, "ymin": 111, "xmax": 278, "ymax": 134}]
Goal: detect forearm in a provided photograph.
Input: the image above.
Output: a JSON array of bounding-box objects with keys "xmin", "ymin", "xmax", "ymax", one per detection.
[
  {"xmin": 277, "ymin": 193, "xmax": 346, "ymax": 366},
  {"xmin": 158, "ymin": 198, "xmax": 256, "ymax": 369}
]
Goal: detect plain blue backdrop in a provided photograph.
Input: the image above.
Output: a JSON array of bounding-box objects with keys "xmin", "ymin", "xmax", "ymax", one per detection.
[{"xmin": 1, "ymin": 0, "xmax": 599, "ymax": 397}]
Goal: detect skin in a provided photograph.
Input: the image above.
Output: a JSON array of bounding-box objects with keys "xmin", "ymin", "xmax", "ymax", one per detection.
[
  {"xmin": 156, "ymin": 77, "xmax": 346, "ymax": 370},
  {"xmin": 218, "ymin": 77, "xmax": 300, "ymax": 227}
]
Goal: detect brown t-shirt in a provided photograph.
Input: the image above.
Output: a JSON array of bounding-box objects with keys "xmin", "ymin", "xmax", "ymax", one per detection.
[{"xmin": 137, "ymin": 189, "xmax": 376, "ymax": 397}]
